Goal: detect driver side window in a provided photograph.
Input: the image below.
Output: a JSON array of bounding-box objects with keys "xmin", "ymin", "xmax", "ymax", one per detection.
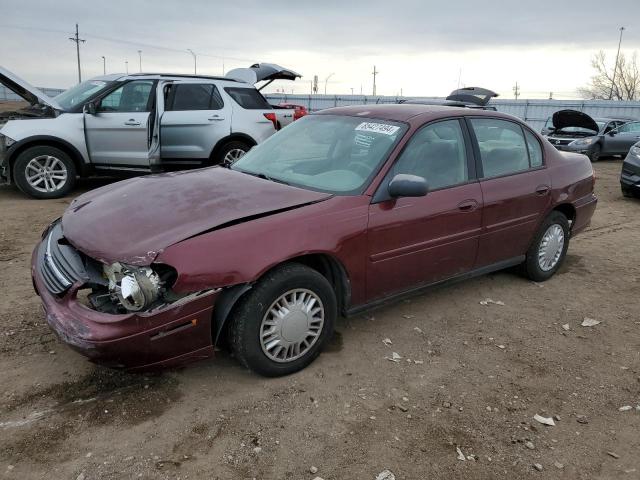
[
  {"xmin": 98, "ymin": 81, "xmax": 154, "ymax": 113},
  {"xmin": 392, "ymin": 119, "xmax": 469, "ymax": 190}
]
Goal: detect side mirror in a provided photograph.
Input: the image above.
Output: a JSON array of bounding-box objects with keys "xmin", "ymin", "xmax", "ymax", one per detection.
[
  {"xmin": 608, "ymin": 130, "xmax": 617, "ymax": 137},
  {"xmin": 388, "ymin": 174, "xmax": 428, "ymax": 198},
  {"xmin": 83, "ymin": 102, "xmax": 97, "ymax": 115}
]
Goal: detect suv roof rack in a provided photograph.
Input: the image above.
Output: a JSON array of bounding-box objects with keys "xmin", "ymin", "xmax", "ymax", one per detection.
[{"xmin": 127, "ymin": 73, "xmax": 239, "ymax": 82}]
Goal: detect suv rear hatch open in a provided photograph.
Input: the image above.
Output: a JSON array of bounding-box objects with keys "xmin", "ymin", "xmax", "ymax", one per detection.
[{"xmin": 225, "ymin": 63, "xmax": 301, "ymax": 90}]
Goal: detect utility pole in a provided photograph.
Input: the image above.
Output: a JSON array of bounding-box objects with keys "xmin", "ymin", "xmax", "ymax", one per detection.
[
  {"xmin": 609, "ymin": 26, "xmax": 625, "ymax": 100},
  {"xmin": 68, "ymin": 23, "xmax": 85, "ymax": 83},
  {"xmin": 549, "ymin": 91, "xmax": 553, "ymax": 100},
  {"xmin": 187, "ymin": 49, "xmax": 197, "ymax": 74},
  {"xmin": 513, "ymin": 81, "xmax": 520, "ymax": 100},
  {"xmin": 138, "ymin": 50, "xmax": 142, "ymax": 73},
  {"xmin": 125, "ymin": 60, "xmax": 129, "ymax": 74},
  {"xmin": 372, "ymin": 65, "xmax": 378, "ymax": 96},
  {"xmin": 101, "ymin": 56, "xmax": 106, "ymax": 75},
  {"xmin": 350, "ymin": 87, "xmax": 354, "ymax": 95}
]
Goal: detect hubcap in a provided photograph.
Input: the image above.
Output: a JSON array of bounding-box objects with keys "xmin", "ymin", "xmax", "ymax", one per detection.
[
  {"xmin": 260, "ymin": 289, "xmax": 325, "ymax": 363},
  {"xmin": 25, "ymin": 155, "xmax": 68, "ymax": 193},
  {"xmin": 223, "ymin": 148, "xmax": 246, "ymax": 165},
  {"xmin": 538, "ymin": 224, "xmax": 565, "ymax": 271}
]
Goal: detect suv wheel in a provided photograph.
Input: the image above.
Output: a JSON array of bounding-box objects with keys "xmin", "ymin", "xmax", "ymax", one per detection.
[
  {"xmin": 14, "ymin": 146, "xmax": 77, "ymax": 199},
  {"xmin": 522, "ymin": 211, "xmax": 570, "ymax": 282},
  {"xmin": 588, "ymin": 144, "xmax": 601, "ymax": 162},
  {"xmin": 229, "ymin": 263, "xmax": 337, "ymax": 377},
  {"xmin": 216, "ymin": 141, "xmax": 251, "ymax": 166}
]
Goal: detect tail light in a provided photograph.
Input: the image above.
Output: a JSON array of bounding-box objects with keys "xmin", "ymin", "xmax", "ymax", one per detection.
[{"xmin": 263, "ymin": 113, "xmax": 277, "ymax": 129}]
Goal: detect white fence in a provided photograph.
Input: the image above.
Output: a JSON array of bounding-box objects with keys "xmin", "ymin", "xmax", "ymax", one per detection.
[
  {"xmin": 266, "ymin": 94, "xmax": 640, "ymax": 132},
  {"xmin": 0, "ymin": 85, "xmax": 65, "ymax": 102}
]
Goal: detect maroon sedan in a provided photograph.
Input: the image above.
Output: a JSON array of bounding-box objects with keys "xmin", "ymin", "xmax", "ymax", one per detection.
[{"xmin": 32, "ymin": 104, "xmax": 597, "ymax": 376}]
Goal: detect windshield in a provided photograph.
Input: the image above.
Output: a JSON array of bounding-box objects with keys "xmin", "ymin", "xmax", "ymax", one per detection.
[
  {"xmin": 231, "ymin": 115, "xmax": 407, "ymax": 195},
  {"xmin": 556, "ymin": 122, "xmax": 603, "ymax": 135},
  {"xmin": 54, "ymin": 79, "xmax": 114, "ymax": 110}
]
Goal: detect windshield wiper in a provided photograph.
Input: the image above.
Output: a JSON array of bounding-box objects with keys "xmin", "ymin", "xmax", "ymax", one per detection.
[{"xmin": 238, "ymin": 169, "xmax": 290, "ymax": 186}]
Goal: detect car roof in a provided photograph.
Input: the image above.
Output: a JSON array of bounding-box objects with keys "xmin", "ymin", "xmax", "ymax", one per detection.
[{"xmin": 316, "ymin": 103, "xmax": 517, "ymax": 124}]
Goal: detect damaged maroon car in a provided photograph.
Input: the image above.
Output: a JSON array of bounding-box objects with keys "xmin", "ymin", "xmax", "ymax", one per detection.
[{"xmin": 32, "ymin": 104, "xmax": 597, "ymax": 376}]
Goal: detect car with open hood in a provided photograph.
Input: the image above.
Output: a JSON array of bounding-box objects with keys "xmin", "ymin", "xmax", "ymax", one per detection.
[
  {"xmin": 31, "ymin": 104, "xmax": 597, "ymax": 376},
  {"xmin": 0, "ymin": 63, "xmax": 300, "ymax": 199},
  {"xmin": 543, "ymin": 110, "xmax": 636, "ymax": 162}
]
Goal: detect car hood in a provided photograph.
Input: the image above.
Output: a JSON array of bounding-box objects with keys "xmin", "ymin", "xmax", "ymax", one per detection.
[
  {"xmin": 0, "ymin": 66, "xmax": 62, "ymax": 110},
  {"xmin": 226, "ymin": 63, "xmax": 301, "ymax": 87},
  {"xmin": 552, "ymin": 110, "xmax": 599, "ymax": 133},
  {"xmin": 61, "ymin": 168, "xmax": 332, "ymax": 266}
]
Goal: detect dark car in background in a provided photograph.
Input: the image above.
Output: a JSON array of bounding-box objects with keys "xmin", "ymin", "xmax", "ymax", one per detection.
[
  {"xmin": 621, "ymin": 140, "xmax": 640, "ymax": 198},
  {"xmin": 543, "ymin": 110, "xmax": 636, "ymax": 162},
  {"xmin": 32, "ymin": 104, "xmax": 596, "ymax": 376}
]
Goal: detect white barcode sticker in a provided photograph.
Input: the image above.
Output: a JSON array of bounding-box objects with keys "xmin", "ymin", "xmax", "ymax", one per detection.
[{"xmin": 355, "ymin": 122, "xmax": 400, "ymax": 135}]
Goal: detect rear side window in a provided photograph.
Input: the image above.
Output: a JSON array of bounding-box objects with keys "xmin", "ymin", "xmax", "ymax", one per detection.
[
  {"xmin": 224, "ymin": 87, "xmax": 271, "ymax": 109},
  {"xmin": 524, "ymin": 130, "xmax": 543, "ymax": 167},
  {"xmin": 618, "ymin": 121, "xmax": 640, "ymax": 133},
  {"xmin": 470, "ymin": 118, "xmax": 530, "ymax": 178},
  {"xmin": 167, "ymin": 84, "xmax": 223, "ymax": 111}
]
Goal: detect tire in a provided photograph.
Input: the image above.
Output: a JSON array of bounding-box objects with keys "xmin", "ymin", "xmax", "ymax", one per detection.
[
  {"xmin": 13, "ymin": 146, "xmax": 77, "ymax": 199},
  {"xmin": 522, "ymin": 211, "xmax": 570, "ymax": 282},
  {"xmin": 588, "ymin": 144, "xmax": 601, "ymax": 162},
  {"xmin": 214, "ymin": 141, "xmax": 251, "ymax": 166},
  {"xmin": 622, "ymin": 185, "xmax": 637, "ymax": 198},
  {"xmin": 229, "ymin": 263, "xmax": 337, "ymax": 377}
]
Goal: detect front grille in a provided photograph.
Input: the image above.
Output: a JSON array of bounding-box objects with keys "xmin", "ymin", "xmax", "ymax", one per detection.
[
  {"xmin": 548, "ymin": 137, "xmax": 572, "ymax": 146},
  {"xmin": 39, "ymin": 222, "xmax": 86, "ymax": 295}
]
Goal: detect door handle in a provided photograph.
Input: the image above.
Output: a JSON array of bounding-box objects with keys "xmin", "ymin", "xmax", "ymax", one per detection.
[
  {"xmin": 124, "ymin": 119, "xmax": 141, "ymax": 126},
  {"xmin": 457, "ymin": 199, "xmax": 478, "ymax": 212},
  {"xmin": 535, "ymin": 185, "xmax": 550, "ymax": 195},
  {"xmin": 208, "ymin": 115, "xmax": 225, "ymax": 121}
]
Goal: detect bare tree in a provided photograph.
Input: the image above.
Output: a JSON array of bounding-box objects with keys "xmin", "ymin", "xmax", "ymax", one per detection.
[{"xmin": 578, "ymin": 50, "xmax": 640, "ymax": 100}]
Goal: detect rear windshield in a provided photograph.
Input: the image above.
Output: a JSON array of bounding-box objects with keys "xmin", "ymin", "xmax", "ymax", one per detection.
[{"xmin": 224, "ymin": 87, "xmax": 271, "ymax": 110}]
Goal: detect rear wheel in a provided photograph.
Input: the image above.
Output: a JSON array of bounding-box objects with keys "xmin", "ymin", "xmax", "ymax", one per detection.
[
  {"xmin": 229, "ymin": 263, "xmax": 336, "ymax": 377},
  {"xmin": 13, "ymin": 146, "xmax": 77, "ymax": 199},
  {"xmin": 522, "ymin": 211, "xmax": 570, "ymax": 282},
  {"xmin": 214, "ymin": 141, "xmax": 251, "ymax": 166},
  {"xmin": 588, "ymin": 144, "xmax": 601, "ymax": 162}
]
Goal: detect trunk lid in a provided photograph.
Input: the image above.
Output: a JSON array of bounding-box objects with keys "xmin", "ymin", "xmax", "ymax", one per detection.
[
  {"xmin": 552, "ymin": 110, "xmax": 599, "ymax": 133},
  {"xmin": 0, "ymin": 66, "xmax": 62, "ymax": 110},
  {"xmin": 61, "ymin": 168, "xmax": 332, "ymax": 266},
  {"xmin": 226, "ymin": 63, "xmax": 301, "ymax": 86}
]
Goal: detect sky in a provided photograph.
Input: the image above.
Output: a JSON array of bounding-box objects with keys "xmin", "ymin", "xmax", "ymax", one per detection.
[{"xmin": 1, "ymin": 0, "xmax": 639, "ymax": 99}]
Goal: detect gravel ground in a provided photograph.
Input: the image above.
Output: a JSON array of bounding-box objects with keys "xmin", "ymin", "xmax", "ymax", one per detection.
[{"xmin": 0, "ymin": 160, "xmax": 638, "ymax": 480}]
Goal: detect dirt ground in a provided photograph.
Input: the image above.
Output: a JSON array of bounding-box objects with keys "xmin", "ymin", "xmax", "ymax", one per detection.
[{"xmin": 0, "ymin": 160, "xmax": 638, "ymax": 480}]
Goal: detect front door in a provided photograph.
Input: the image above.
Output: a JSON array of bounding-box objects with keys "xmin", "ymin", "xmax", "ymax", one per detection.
[
  {"xmin": 84, "ymin": 79, "xmax": 156, "ymax": 167},
  {"xmin": 366, "ymin": 119, "xmax": 482, "ymax": 300},
  {"xmin": 602, "ymin": 121, "xmax": 640, "ymax": 156},
  {"xmin": 160, "ymin": 82, "xmax": 232, "ymax": 166},
  {"xmin": 467, "ymin": 117, "xmax": 551, "ymax": 267}
]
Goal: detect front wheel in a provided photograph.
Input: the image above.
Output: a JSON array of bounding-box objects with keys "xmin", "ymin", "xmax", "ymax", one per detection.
[
  {"xmin": 229, "ymin": 263, "xmax": 337, "ymax": 377},
  {"xmin": 588, "ymin": 144, "xmax": 601, "ymax": 162},
  {"xmin": 522, "ymin": 212, "xmax": 570, "ymax": 282},
  {"xmin": 13, "ymin": 146, "xmax": 77, "ymax": 199}
]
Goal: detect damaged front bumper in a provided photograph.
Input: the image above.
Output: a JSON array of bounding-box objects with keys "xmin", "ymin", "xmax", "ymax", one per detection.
[{"xmin": 31, "ymin": 229, "xmax": 221, "ymax": 371}]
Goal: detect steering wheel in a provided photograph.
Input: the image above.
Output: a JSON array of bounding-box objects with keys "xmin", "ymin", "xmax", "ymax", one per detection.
[{"xmin": 347, "ymin": 161, "xmax": 371, "ymax": 178}]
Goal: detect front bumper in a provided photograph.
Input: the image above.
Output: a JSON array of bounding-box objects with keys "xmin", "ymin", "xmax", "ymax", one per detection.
[
  {"xmin": 621, "ymin": 151, "xmax": 640, "ymax": 193},
  {"xmin": 31, "ymin": 237, "xmax": 219, "ymax": 371}
]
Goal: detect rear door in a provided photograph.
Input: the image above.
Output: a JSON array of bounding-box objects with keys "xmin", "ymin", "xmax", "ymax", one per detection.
[
  {"xmin": 468, "ymin": 117, "xmax": 551, "ymax": 267},
  {"xmin": 160, "ymin": 81, "xmax": 231, "ymax": 166},
  {"xmin": 366, "ymin": 119, "xmax": 482, "ymax": 300},
  {"xmin": 602, "ymin": 121, "xmax": 640, "ymax": 155},
  {"xmin": 84, "ymin": 79, "xmax": 156, "ymax": 167}
]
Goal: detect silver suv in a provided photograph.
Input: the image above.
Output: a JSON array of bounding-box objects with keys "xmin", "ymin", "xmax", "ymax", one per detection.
[{"xmin": 0, "ymin": 64, "xmax": 300, "ymax": 198}]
